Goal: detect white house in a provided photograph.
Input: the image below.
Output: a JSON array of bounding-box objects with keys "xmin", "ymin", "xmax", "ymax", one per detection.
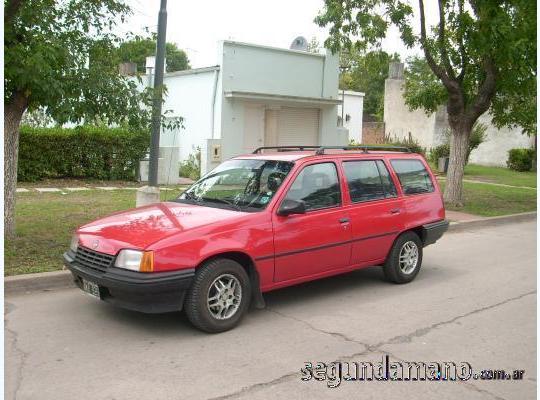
[
  {"xmin": 383, "ymin": 62, "xmax": 533, "ymax": 166},
  {"xmin": 141, "ymin": 40, "xmax": 345, "ymax": 175},
  {"xmin": 337, "ymin": 90, "xmax": 365, "ymax": 143}
]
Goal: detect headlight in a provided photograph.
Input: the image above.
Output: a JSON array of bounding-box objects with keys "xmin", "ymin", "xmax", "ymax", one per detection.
[
  {"xmin": 70, "ymin": 235, "xmax": 79, "ymax": 253},
  {"xmin": 114, "ymin": 249, "xmax": 154, "ymax": 272}
]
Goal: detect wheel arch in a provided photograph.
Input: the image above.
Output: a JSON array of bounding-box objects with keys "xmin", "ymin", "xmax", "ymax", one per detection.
[
  {"xmin": 384, "ymin": 227, "xmax": 424, "ymax": 262},
  {"xmin": 196, "ymin": 251, "xmax": 265, "ymax": 309},
  {"xmin": 409, "ymin": 226, "xmax": 425, "ymax": 244}
]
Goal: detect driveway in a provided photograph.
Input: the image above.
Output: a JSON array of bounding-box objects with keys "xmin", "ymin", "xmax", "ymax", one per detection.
[{"xmin": 5, "ymin": 220, "xmax": 536, "ymax": 400}]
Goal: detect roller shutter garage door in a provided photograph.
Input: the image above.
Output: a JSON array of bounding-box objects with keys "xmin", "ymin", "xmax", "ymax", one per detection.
[{"xmin": 277, "ymin": 107, "xmax": 319, "ymax": 146}]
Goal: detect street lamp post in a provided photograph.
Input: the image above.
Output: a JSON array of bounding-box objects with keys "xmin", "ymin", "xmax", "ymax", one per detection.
[
  {"xmin": 148, "ymin": 0, "xmax": 168, "ymax": 187},
  {"xmin": 135, "ymin": 0, "xmax": 168, "ymax": 207}
]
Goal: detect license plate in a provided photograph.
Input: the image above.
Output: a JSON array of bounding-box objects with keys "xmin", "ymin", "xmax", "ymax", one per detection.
[{"xmin": 82, "ymin": 279, "xmax": 100, "ymax": 299}]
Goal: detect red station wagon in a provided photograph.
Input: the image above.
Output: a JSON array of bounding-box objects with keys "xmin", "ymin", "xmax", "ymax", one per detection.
[{"xmin": 64, "ymin": 146, "xmax": 449, "ymax": 332}]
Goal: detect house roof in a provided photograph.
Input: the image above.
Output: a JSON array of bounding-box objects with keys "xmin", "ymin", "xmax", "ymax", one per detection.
[
  {"xmin": 222, "ymin": 40, "xmax": 326, "ymax": 59},
  {"xmin": 342, "ymin": 90, "xmax": 365, "ymax": 97},
  {"xmin": 224, "ymin": 91, "xmax": 341, "ymax": 106},
  {"xmin": 162, "ymin": 65, "xmax": 220, "ymax": 78}
]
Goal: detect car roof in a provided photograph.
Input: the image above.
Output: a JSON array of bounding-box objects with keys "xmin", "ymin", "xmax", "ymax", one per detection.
[{"xmin": 234, "ymin": 150, "xmax": 422, "ymax": 163}]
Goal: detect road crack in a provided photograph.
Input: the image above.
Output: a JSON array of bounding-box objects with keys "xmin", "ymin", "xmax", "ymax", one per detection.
[
  {"xmin": 461, "ymin": 381, "xmax": 508, "ymax": 400},
  {"xmin": 5, "ymin": 312, "xmax": 29, "ymax": 400},
  {"xmin": 376, "ymin": 290, "xmax": 536, "ymax": 347},
  {"xmin": 265, "ymin": 307, "xmax": 370, "ymax": 348},
  {"xmin": 206, "ymin": 290, "xmax": 535, "ymax": 400}
]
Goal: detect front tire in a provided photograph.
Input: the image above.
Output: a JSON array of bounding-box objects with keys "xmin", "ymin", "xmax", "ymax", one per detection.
[
  {"xmin": 383, "ymin": 231, "xmax": 423, "ymax": 284},
  {"xmin": 184, "ymin": 258, "xmax": 251, "ymax": 333}
]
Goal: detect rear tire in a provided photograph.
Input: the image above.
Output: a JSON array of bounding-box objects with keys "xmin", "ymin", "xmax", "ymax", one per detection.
[
  {"xmin": 383, "ymin": 231, "xmax": 423, "ymax": 284},
  {"xmin": 184, "ymin": 258, "xmax": 251, "ymax": 333}
]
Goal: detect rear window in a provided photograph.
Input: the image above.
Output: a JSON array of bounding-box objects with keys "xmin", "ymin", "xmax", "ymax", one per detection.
[
  {"xmin": 342, "ymin": 160, "xmax": 397, "ymax": 202},
  {"xmin": 390, "ymin": 159, "xmax": 434, "ymax": 195}
]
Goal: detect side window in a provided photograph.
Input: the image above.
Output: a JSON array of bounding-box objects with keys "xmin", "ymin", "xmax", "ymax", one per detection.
[
  {"xmin": 342, "ymin": 160, "xmax": 397, "ymax": 203},
  {"xmin": 343, "ymin": 160, "xmax": 384, "ymax": 202},
  {"xmin": 390, "ymin": 159, "xmax": 434, "ymax": 195},
  {"xmin": 284, "ymin": 162, "xmax": 341, "ymax": 211}
]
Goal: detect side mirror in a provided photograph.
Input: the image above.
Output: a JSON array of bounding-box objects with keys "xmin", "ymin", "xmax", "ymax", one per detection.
[{"xmin": 278, "ymin": 199, "xmax": 306, "ymax": 216}]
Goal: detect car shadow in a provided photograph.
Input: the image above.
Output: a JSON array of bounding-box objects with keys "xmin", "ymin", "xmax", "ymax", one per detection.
[{"xmin": 92, "ymin": 261, "xmax": 455, "ymax": 335}]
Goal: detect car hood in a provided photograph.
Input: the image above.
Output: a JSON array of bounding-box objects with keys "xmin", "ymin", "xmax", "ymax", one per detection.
[{"xmin": 76, "ymin": 202, "xmax": 245, "ymax": 255}]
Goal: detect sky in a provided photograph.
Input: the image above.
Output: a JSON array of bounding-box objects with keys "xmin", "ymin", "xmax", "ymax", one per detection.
[{"xmin": 122, "ymin": 0, "xmax": 439, "ymax": 68}]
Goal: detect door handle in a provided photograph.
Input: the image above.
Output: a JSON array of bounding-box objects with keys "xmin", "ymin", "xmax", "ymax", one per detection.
[
  {"xmin": 390, "ymin": 208, "xmax": 401, "ymax": 214},
  {"xmin": 339, "ymin": 217, "xmax": 350, "ymax": 223}
]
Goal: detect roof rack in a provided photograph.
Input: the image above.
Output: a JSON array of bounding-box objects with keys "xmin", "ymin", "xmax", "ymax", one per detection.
[
  {"xmin": 314, "ymin": 145, "xmax": 411, "ymax": 155},
  {"xmin": 252, "ymin": 145, "xmax": 412, "ymax": 155},
  {"xmin": 252, "ymin": 146, "xmax": 322, "ymax": 154}
]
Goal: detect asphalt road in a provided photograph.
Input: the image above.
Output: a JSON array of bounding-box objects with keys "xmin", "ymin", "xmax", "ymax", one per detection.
[{"xmin": 5, "ymin": 220, "xmax": 537, "ymax": 400}]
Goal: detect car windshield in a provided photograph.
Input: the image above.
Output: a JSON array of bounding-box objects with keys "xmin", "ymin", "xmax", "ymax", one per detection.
[{"xmin": 176, "ymin": 159, "xmax": 294, "ymax": 212}]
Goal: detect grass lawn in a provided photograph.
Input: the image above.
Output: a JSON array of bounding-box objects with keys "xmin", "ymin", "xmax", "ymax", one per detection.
[
  {"xmin": 463, "ymin": 164, "xmax": 537, "ymax": 188},
  {"xmin": 439, "ymin": 181, "xmax": 537, "ymax": 217},
  {"xmin": 5, "ymin": 188, "xmax": 186, "ymax": 277}
]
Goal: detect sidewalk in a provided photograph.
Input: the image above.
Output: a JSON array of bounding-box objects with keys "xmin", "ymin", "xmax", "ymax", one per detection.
[
  {"xmin": 446, "ymin": 209, "xmax": 487, "ymax": 222},
  {"xmin": 437, "ymin": 176, "xmax": 536, "ymax": 190}
]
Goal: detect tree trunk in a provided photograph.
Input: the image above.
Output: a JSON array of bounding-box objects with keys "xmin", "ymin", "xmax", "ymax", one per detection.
[
  {"xmin": 4, "ymin": 91, "xmax": 28, "ymax": 239},
  {"xmin": 443, "ymin": 123, "xmax": 471, "ymax": 206}
]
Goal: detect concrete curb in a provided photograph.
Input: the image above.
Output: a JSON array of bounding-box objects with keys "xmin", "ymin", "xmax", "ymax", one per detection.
[
  {"xmin": 448, "ymin": 211, "xmax": 536, "ymax": 233},
  {"xmin": 5, "ymin": 211, "xmax": 536, "ymax": 295},
  {"xmin": 5, "ymin": 270, "xmax": 74, "ymax": 295}
]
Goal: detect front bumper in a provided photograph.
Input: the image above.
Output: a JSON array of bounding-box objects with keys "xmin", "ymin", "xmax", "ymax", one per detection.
[
  {"xmin": 63, "ymin": 251, "xmax": 195, "ymax": 313},
  {"xmin": 421, "ymin": 220, "xmax": 450, "ymax": 246}
]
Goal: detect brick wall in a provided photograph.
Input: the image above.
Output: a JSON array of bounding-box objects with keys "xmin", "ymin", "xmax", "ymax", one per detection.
[{"xmin": 362, "ymin": 122, "xmax": 385, "ymax": 144}]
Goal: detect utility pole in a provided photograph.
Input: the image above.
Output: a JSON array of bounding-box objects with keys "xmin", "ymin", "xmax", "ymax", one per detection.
[
  {"xmin": 136, "ymin": 0, "xmax": 168, "ymax": 207},
  {"xmin": 148, "ymin": 0, "xmax": 168, "ymax": 186}
]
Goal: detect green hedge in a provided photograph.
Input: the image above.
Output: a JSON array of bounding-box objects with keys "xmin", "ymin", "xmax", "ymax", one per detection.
[
  {"xmin": 429, "ymin": 143, "xmax": 450, "ymax": 164},
  {"xmin": 507, "ymin": 148, "xmax": 536, "ymax": 172},
  {"xmin": 18, "ymin": 126, "xmax": 149, "ymax": 181}
]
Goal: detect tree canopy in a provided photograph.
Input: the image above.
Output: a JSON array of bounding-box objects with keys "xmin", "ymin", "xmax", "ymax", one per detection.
[
  {"xmin": 316, "ymin": 0, "xmax": 536, "ymax": 135},
  {"xmin": 402, "ymin": 56, "xmax": 448, "ymax": 114},
  {"xmin": 5, "ymin": 0, "xmax": 155, "ymax": 129},
  {"xmin": 316, "ymin": 0, "xmax": 536, "ymax": 205},
  {"xmin": 340, "ymin": 49, "xmax": 400, "ymax": 120},
  {"xmin": 116, "ymin": 35, "xmax": 191, "ymax": 73}
]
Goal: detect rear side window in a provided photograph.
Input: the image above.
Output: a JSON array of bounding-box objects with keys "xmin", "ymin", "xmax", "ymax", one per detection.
[
  {"xmin": 284, "ymin": 162, "xmax": 341, "ymax": 211},
  {"xmin": 390, "ymin": 159, "xmax": 434, "ymax": 195},
  {"xmin": 343, "ymin": 160, "xmax": 397, "ymax": 203}
]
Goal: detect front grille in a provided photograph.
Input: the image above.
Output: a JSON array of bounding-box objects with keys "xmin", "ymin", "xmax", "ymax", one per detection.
[{"xmin": 75, "ymin": 246, "xmax": 115, "ymax": 272}]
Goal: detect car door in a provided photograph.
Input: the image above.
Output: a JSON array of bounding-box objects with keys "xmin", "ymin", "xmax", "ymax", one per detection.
[
  {"xmin": 272, "ymin": 161, "xmax": 352, "ymax": 282},
  {"xmin": 341, "ymin": 159, "xmax": 405, "ymax": 264}
]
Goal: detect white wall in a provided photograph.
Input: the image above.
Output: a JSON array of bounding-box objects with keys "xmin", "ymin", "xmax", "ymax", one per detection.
[
  {"xmin": 469, "ymin": 114, "xmax": 534, "ymax": 166},
  {"xmin": 384, "ymin": 78, "xmax": 438, "ymax": 149},
  {"xmin": 135, "ymin": 67, "xmax": 219, "ymax": 164},
  {"xmin": 160, "ymin": 68, "xmax": 218, "ymax": 162},
  {"xmin": 384, "ymin": 62, "xmax": 534, "ymax": 166},
  {"xmin": 220, "ymin": 41, "xmax": 331, "ymax": 98},
  {"xmin": 337, "ymin": 91, "xmax": 364, "ymax": 143}
]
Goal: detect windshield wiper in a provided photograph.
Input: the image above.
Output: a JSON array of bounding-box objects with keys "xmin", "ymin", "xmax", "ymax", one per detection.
[{"xmin": 201, "ymin": 197, "xmax": 243, "ymax": 211}]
